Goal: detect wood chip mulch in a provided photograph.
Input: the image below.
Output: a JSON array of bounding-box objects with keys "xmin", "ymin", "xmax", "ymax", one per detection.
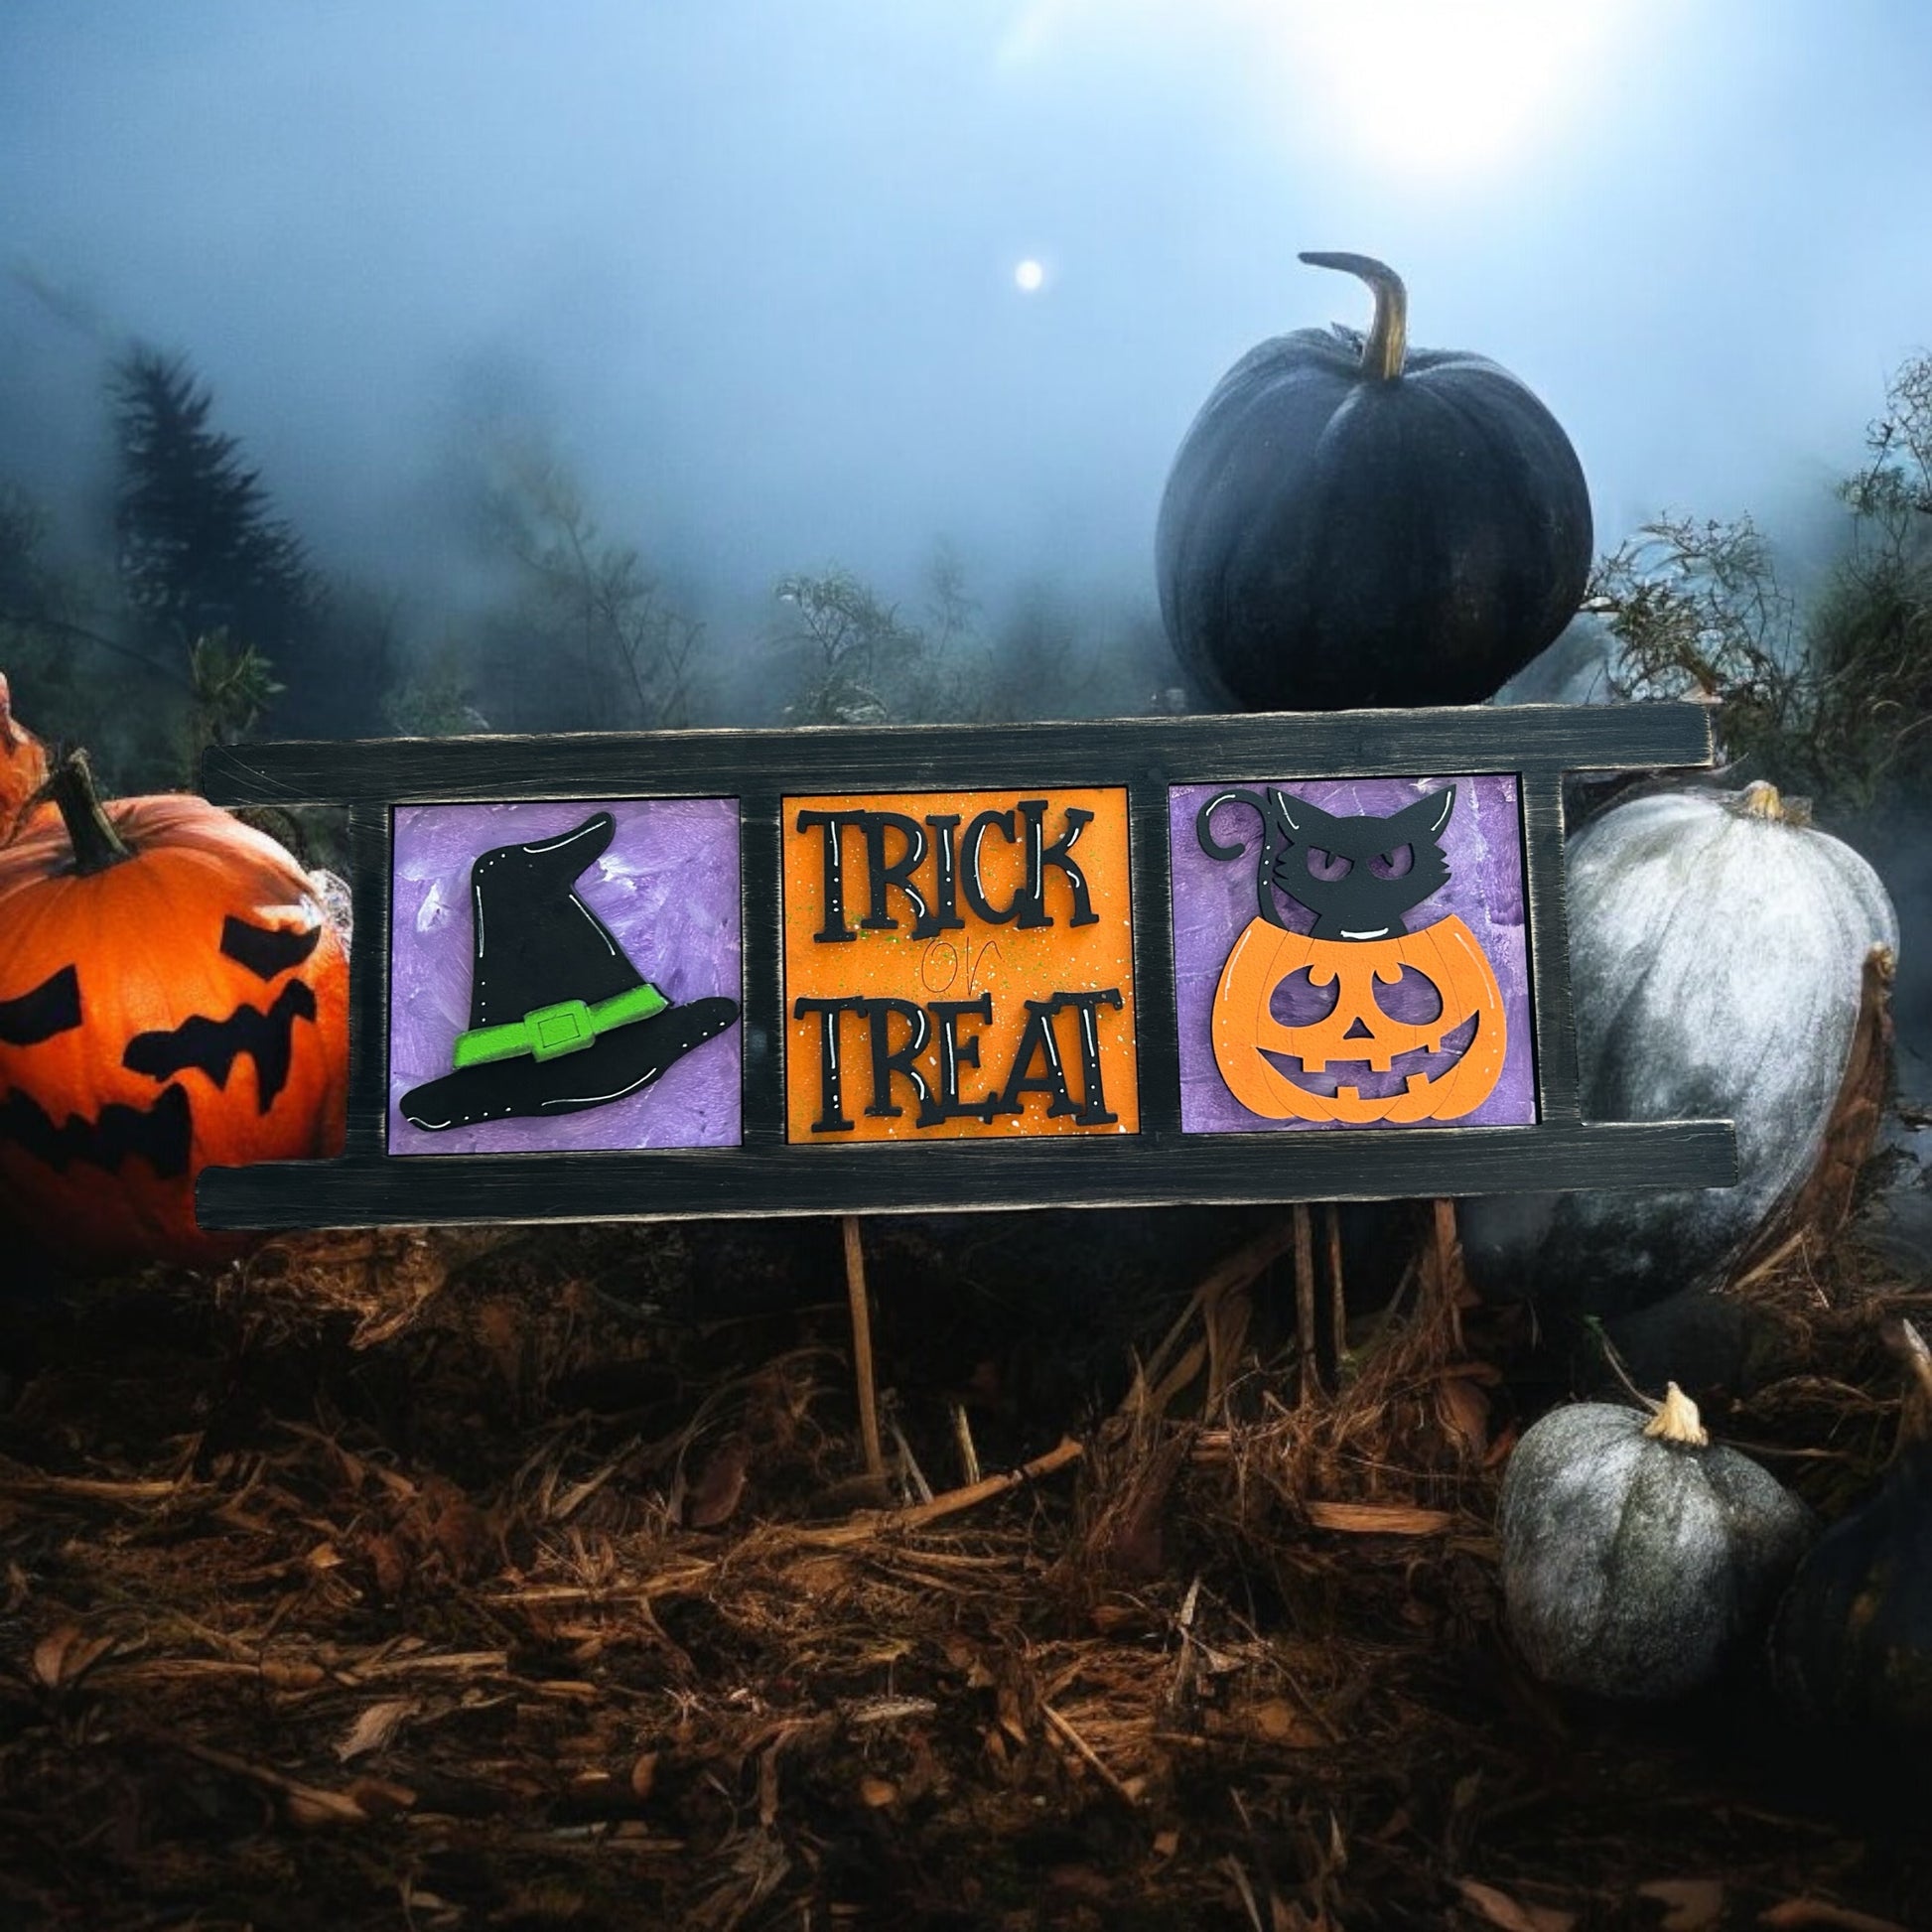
[{"xmin": 3, "ymin": 1194, "xmax": 1931, "ymax": 1931}]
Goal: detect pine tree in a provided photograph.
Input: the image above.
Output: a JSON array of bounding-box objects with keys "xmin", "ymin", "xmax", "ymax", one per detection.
[{"xmin": 111, "ymin": 345, "xmax": 316, "ymax": 668}]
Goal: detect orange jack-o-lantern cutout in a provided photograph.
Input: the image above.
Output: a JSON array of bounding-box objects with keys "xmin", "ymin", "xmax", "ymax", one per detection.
[
  {"xmin": 0, "ymin": 753, "xmax": 347, "ymax": 1268},
  {"xmin": 1210, "ymin": 913, "xmax": 1507, "ymax": 1124}
]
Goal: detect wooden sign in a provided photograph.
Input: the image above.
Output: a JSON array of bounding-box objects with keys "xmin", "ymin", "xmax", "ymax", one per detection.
[{"xmin": 195, "ymin": 703, "xmax": 1737, "ymax": 1232}]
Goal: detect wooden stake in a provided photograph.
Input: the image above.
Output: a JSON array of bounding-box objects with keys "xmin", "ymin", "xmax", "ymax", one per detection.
[
  {"xmin": 1293, "ymin": 1202, "xmax": 1320, "ymax": 1404},
  {"xmin": 1428, "ymin": 1198, "xmax": 1468, "ymax": 1351},
  {"xmin": 843, "ymin": 1215, "xmax": 885, "ymax": 1479},
  {"xmin": 1323, "ymin": 1202, "xmax": 1347, "ymax": 1380}
]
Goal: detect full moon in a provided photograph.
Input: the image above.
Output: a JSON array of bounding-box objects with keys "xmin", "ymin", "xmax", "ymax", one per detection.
[{"xmin": 1014, "ymin": 258, "xmax": 1045, "ymax": 293}]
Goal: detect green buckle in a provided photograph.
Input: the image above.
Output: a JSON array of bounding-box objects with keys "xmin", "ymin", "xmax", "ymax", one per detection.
[
  {"xmin": 449, "ymin": 981, "xmax": 671, "ymax": 1072},
  {"xmin": 525, "ymin": 998, "xmax": 596, "ymax": 1060}
]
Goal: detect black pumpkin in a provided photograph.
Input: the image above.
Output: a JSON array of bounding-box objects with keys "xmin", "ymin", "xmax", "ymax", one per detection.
[
  {"xmin": 1156, "ymin": 252, "xmax": 1592, "ymax": 713},
  {"xmin": 1499, "ymin": 1382, "xmax": 1813, "ymax": 1699},
  {"xmin": 1772, "ymin": 1323, "xmax": 1932, "ymax": 1731}
]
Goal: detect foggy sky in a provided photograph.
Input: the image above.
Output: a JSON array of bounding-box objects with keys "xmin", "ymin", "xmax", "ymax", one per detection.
[{"xmin": 4, "ymin": 0, "xmax": 1932, "ymax": 624}]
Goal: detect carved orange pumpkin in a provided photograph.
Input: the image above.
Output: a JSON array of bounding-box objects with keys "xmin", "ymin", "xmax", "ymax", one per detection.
[
  {"xmin": 1210, "ymin": 913, "xmax": 1507, "ymax": 1123},
  {"xmin": 0, "ymin": 753, "xmax": 347, "ymax": 1268}
]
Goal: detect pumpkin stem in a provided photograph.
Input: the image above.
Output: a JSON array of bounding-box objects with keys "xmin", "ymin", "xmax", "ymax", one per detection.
[
  {"xmin": 1642, "ymin": 1381, "xmax": 1711, "ymax": 1449},
  {"xmin": 1734, "ymin": 779, "xmax": 1813, "ymax": 828},
  {"xmin": 37, "ymin": 750, "xmax": 135, "ymax": 876},
  {"xmin": 1299, "ymin": 251, "xmax": 1408, "ymax": 381}
]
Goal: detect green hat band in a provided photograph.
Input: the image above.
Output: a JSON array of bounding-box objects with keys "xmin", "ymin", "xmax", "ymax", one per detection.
[{"xmin": 450, "ymin": 982, "xmax": 669, "ymax": 1071}]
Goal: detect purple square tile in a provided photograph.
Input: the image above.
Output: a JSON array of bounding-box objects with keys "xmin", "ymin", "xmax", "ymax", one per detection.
[
  {"xmin": 1170, "ymin": 775, "xmax": 1534, "ymax": 1133},
  {"xmin": 388, "ymin": 798, "xmax": 741, "ymax": 1154}
]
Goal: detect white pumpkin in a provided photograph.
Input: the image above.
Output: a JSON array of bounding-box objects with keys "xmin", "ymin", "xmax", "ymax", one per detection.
[{"xmin": 1462, "ymin": 781, "xmax": 1897, "ymax": 1313}]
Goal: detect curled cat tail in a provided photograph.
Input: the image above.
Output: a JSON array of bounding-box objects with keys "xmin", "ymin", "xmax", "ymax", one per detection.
[{"xmin": 1195, "ymin": 786, "xmax": 1292, "ymax": 929}]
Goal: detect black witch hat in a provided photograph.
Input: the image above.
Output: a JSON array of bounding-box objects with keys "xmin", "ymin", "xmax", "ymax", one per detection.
[{"xmin": 398, "ymin": 811, "xmax": 738, "ymax": 1132}]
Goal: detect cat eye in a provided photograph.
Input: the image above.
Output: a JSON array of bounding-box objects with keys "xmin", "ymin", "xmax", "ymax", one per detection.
[
  {"xmin": 1369, "ymin": 844, "xmax": 1415, "ymax": 880},
  {"xmin": 1305, "ymin": 847, "xmax": 1353, "ymax": 883}
]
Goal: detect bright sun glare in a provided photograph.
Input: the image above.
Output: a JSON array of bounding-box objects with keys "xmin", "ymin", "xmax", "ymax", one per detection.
[
  {"xmin": 1014, "ymin": 258, "xmax": 1046, "ymax": 293},
  {"xmin": 998, "ymin": 2, "xmax": 1636, "ymax": 180},
  {"xmin": 1291, "ymin": 0, "xmax": 1631, "ymax": 177}
]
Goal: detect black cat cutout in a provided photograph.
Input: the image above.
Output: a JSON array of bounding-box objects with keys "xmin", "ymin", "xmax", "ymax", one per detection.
[
  {"xmin": 1195, "ymin": 785, "xmax": 1507, "ymax": 1124},
  {"xmin": 1195, "ymin": 784, "xmax": 1454, "ymax": 939}
]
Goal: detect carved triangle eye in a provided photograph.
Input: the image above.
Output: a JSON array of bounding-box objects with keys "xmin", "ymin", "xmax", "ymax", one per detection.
[
  {"xmin": 219, "ymin": 915, "xmax": 322, "ymax": 980},
  {"xmin": 0, "ymin": 965, "xmax": 82, "ymax": 1045}
]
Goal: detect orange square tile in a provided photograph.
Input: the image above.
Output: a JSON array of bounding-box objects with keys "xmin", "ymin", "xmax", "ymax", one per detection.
[{"xmin": 782, "ymin": 788, "xmax": 1138, "ymax": 1141}]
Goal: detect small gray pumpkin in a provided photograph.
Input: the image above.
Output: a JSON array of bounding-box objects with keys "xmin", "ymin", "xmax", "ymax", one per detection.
[{"xmin": 1499, "ymin": 1383, "xmax": 1813, "ymax": 1699}]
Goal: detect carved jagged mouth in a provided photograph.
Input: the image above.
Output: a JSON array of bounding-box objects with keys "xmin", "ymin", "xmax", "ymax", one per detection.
[
  {"xmin": 0, "ymin": 1079, "xmax": 194, "ymax": 1178},
  {"xmin": 1261, "ymin": 1010, "xmax": 1481, "ymax": 1104},
  {"xmin": 122, "ymin": 982, "xmax": 320, "ymax": 1114}
]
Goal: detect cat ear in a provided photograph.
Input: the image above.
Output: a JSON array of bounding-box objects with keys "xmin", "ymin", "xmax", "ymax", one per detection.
[
  {"xmin": 1271, "ymin": 789, "xmax": 1341, "ymax": 841},
  {"xmin": 1386, "ymin": 785, "xmax": 1455, "ymax": 839}
]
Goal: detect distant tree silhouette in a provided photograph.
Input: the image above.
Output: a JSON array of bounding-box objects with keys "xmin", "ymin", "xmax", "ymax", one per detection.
[
  {"xmin": 467, "ymin": 434, "xmax": 708, "ymax": 733},
  {"xmin": 766, "ymin": 549, "xmax": 1184, "ymax": 728},
  {"xmin": 0, "ymin": 480, "xmax": 189, "ymax": 784},
  {"xmin": 770, "ymin": 567, "xmax": 933, "ymax": 724},
  {"xmin": 979, "ymin": 579, "xmax": 1185, "ymax": 723},
  {"xmin": 1588, "ymin": 349, "xmax": 1932, "ymax": 818},
  {"xmin": 111, "ymin": 345, "xmax": 317, "ymax": 673}
]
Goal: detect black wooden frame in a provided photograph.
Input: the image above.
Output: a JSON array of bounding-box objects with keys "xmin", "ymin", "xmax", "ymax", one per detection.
[{"xmin": 195, "ymin": 702, "xmax": 1736, "ymax": 1229}]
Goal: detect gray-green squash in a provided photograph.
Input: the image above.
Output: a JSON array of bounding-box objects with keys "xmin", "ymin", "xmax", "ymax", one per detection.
[
  {"xmin": 1461, "ymin": 781, "xmax": 1898, "ymax": 1315},
  {"xmin": 1500, "ymin": 1383, "xmax": 1813, "ymax": 1699}
]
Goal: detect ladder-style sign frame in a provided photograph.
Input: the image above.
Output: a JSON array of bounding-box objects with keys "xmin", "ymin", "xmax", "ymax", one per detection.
[{"xmin": 196, "ymin": 701, "xmax": 1735, "ymax": 1231}]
